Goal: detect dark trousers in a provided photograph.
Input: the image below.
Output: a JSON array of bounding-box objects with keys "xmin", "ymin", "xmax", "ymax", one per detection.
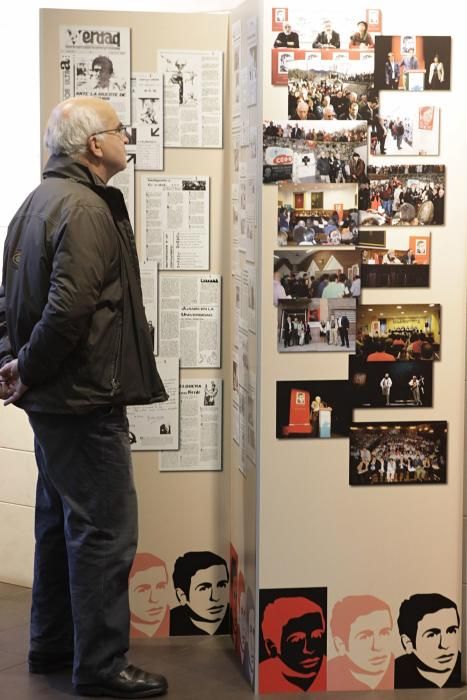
[
  {"xmin": 339, "ymin": 327, "xmax": 349, "ymax": 347},
  {"xmin": 28, "ymin": 406, "xmax": 137, "ymax": 686}
]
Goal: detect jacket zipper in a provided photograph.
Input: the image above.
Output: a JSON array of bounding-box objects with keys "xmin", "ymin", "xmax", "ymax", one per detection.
[{"xmin": 110, "ymin": 318, "xmax": 122, "ymax": 396}]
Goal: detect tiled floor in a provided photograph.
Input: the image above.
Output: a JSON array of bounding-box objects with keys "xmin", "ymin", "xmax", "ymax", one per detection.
[{"xmin": 0, "ymin": 581, "xmax": 466, "ymax": 699}]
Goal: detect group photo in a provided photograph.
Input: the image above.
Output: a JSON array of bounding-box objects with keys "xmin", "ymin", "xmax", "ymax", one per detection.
[
  {"xmin": 277, "ymin": 297, "xmax": 356, "ymax": 352},
  {"xmin": 359, "ymin": 231, "xmax": 431, "ymax": 288},
  {"xmin": 349, "ymin": 358, "xmax": 433, "ymax": 408},
  {"xmin": 349, "ymin": 421, "xmax": 448, "ymax": 485}
]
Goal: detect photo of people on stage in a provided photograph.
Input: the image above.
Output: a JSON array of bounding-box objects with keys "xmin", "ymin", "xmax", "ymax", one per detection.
[
  {"xmin": 263, "ymin": 120, "xmax": 367, "ymax": 184},
  {"xmin": 356, "ymin": 303, "xmax": 441, "ymax": 362},
  {"xmin": 273, "ymin": 249, "xmax": 361, "ymax": 306},
  {"xmin": 349, "ymin": 358, "xmax": 433, "ymax": 408},
  {"xmin": 374, "ymin": 36, "xmax": 451, "ymax": 91},
  {"xmin": 277, "ymin": 182, "xmax": 358, "ymax": 246},
  {"xmin": 276, "ymin": 380, "xmax": 351, "ymax": 439},
  {"xmin": 349, "ymin": 421, "xmax": 447, "ymax": 485},
  {"xmin": 359, "ymin": 231, "xmax": 430, "ymax": 288},
  {"xmin": 278, "ymin": 297, "xmax": 356, "ymax": 353},
  {"xmin": 359, "ymin": 165, "xmax": 445, "ymax": 226}
]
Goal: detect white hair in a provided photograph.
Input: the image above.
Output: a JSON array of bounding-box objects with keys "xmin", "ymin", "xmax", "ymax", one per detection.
[{"xmin": 44, "ymin": 102, "xmax": 106, "ymax": 157}]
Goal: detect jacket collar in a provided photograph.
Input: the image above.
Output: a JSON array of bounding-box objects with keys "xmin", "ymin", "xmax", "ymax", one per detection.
[{"xmin": 43, "ymin": 152, "xmax": 106, "ymax": 191}]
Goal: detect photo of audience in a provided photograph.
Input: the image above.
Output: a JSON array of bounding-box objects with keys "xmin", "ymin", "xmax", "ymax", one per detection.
[
  {"xmin": 356, "ymin": 303, "xmax": 441, "ymax": 362},
  {"xmin": 278, "ymin": 297, "xmax": 356, "ymax": 353},
  {"xmin": 349, "ymin": 421, "xmax": 447, "ymax": 485},
  {"xmin": 359, "ymin": 165, "xmax": 445, "ymax": 226},
  {"xmin": 263, "ymin": 119, "xmax": 367, "ymax": 184},
  {"xmin": 349, "ymin": 358, "xmax": 433, "ymax": 408},
  {"xmin": 359, "ymin": 232, "xmax": 431, "ymax": 288}
]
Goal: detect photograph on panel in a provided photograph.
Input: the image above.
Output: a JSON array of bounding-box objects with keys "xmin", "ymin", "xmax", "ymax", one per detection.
[
  {"xmin": 370, "ymin": 95, "xmax": 440, "ymax": 156},
  {"xmin": 237, "ymin": 575, "xmax": 255, "ymax": 688},
  {"xmin": 328, "ymin": 594, "xmax": 395, "ymax": 690},
  {"xmin": 359, "ymin": 231, "xmax": 431, "ymax": 288},
  {"xmin": 287, "ymin": 52, "xmax": 376, "ymax": 121},
  {"xmin": 359, "ymin": 165, "xmax": 445, "ymax": 227},
  {"xmin": 277, "ymin": 297, "xmax": 356, "ymax": 353},
  {"xmin": 349, "ymin": 421, "xmax": 447, "ymax": 485},
  {"xmin": 276, "ymin": 380, "xmax": 351, "ymax": 439},
  {"xmin": 273, "ymin": 248, "xmax": 361, "ymax": 306},
  {"xmin": 394, "ymin": 593, "xmax": 461, "ymax": 689},
  {"xmin": 263, "ymin": 120, "xmax": 367, "ymax": 184},
  {"xmin": 270, "ymin": 8, "xmax": 382, "ymax": 85},
  {"xmin": 349, "ymin": 358, "xmax": 433, "ymax": 408},
  {"xmin": 356, "ymin": 303, "xmax": 441, "ymax": 362},
  {"xmin": 169, "ymin": 551, "xmax": 230, "ymax": 635},
  {"xmin": 129, "ymin": 552, "xmax": 170, "ymax": 638},
  {"xmin": 259, "ymin": 587, "xmax": 327, "ymax": 693},
  {"xmin": 277, "ymin": 181, "xmax": 359, "ymax": 246},
  {"xmin": 374, "ymin": 36, "xmax": 451, "ymax": 91}
]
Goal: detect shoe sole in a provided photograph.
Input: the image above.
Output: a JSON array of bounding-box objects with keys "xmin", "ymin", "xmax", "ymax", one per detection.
[{"xmin": 75, "ymin": 684, "xmax": 168, "ymax": 698}]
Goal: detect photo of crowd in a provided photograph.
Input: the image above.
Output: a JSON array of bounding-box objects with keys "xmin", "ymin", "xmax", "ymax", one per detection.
[
  {"xmin": 349, "ymin": 422, "xmax": 447, "ymax": 485},
  {"xmin": 370, "ymin": 97, "xmax": 440, "ymax": 156},
  {"xmin": 263, "ymin": 120, "xmax": 368, "ymax": 184},
  {"xmin": 349, "ymin": 358, "xmax": 433, "ymax": 408},
  {"xmin": 277, "ymin": 181, "xmax": 358, "ymax": 246},
  {"xmin": 277, "ymin": 297, "xmax": 356, "ymax": 353},
  {"xmin": 359, "ymin": 165, "xmax": 445, "ymax": 226},
  {"xmin": 359, "ymin": 232, "xmax": 430, "ymax": 288},
  {"xmin": 356, "ymin": 303, "xmax": 441, "ymax": 362},
  {"xmin": 276, "ymin": 380, "xmax": 351, "ymax": 439},
  {"xmin": 374, "ymin": 36, "xmax": 451, "ymax": 92},
  {"xmin": 274, "ymin": 249, "xmax": 361, "ymax": 305},
  {"xmin": 288, "ymin": 58, "xmax": 375, "ymax": 120}
]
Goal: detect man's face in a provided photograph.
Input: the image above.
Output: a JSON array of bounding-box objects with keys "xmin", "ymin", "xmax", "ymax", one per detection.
[
  {"xmin": 93, "ymin": 63, "xmax": 111, "ymax": 87},
  {"xmin": 413, "ymin": 608, "xmax": 459, "ymax": 673},
  {"xmin": 187, "ymin": 564, "xmax": 229, "ymax": 622},
  {"xmin": 129, "ymin": 566, "xmax": 168, "ymax": 626},
  {"xmin": 239, "ymin": 591, "xmax": 248, "ymax": 656},
  {"xmin": 350, "ymin": 104, "xmax": 359, "ymax": 118},
  {"xmin": 96, "ymin": 102, "xmax": 129, "ymax": 177},
  {"xmin": 297, "ymin": 103, "xmax": 309, "ymax": 120},
  {"xmin": 345, "ymin": 609, "xmax": 393, "ymax": 674},
  {"xmin": 280, "ymin": 612, "xmax": 325, "ymax": 676},
  {"xmin": 284, "ymin": 23, "xmax": 292, "ymax": 35}
]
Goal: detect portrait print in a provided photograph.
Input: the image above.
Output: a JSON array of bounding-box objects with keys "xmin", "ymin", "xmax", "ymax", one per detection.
[
  {"xmin": 170, "ymin": 550, "xmax": 230, "ymax": 636},
  {"xmin": 259, "ymin": 587, "xmax": 327, "ymax": 693},
  {"xmin": 129, "ymin": 553, "xmax": 170, "ymax": 638},
  {"xmin": 395, "ymin": 594, "xmax": 461, "ymax": 688},
  {"xmin": 349, "ymin": 421, "xmax": 448, "ymax": 486},
  {"xmin": 328, "ymin": 595, "xmax": 395, "ymax": 690}
]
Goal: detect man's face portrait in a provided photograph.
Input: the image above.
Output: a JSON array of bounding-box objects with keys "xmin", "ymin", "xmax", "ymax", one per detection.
[
  {"xmin": 345, "ymin": 609, "xmax": 393, "ymax": 674},
  {"xmin": 248, "ymin": 607, "xmax": 256, "ymax": 678},
  {"xmin": 280, "ymin": 612, "xmax": 325, "ymax": 676},
  {"xmin": 129, "ymin": 565, "xmax": 169, "ymax": 626},
  {"xmin": 239, "ymin": 590, "xmax": 248, "ymax": 657},
  {"xmin": 92, "ymin": 63, "xmax": 111, "ymax": 88},
  {"xmin": 283, "ymin": 22, "xmax": 292, "ymax": 36},
  {"xmin": 186, "ymin": 564, "xmax": 229, "ymax": 622},
  {"xmin": 412, "ymin": 608, "xmax": 459, "ymax": 674}
]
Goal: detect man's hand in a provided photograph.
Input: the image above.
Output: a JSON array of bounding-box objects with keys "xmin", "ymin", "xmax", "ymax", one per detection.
[{"xmin": 0, "ymin": 359, "xmax": 29, "ymax": 406}]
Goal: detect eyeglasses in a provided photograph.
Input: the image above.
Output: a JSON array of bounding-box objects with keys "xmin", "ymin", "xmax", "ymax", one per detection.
[{"xmin": 90, "ymin": 124, "xmax": 129, "ymax": 138}]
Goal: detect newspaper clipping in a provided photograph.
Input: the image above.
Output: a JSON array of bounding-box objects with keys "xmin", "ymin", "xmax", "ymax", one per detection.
[
  {"xmin": 127, "ymin": 357, "xmax": 179, "ymax": 452},
  {"xmin": 158, "ymin": 50, "xmax": 223, "ymax": 148},
  {"xmin": 60, "ymin": 25, "xmax": 131, "ymax": 123},
  {"xmin": 142, "ymin": 176, "xmax": 209, "ymax": 270},
  {"xmin": 159, "ymin": 274, "xmax": 221, "ymax": 368},
  {"xmin": 160, "ymin": 379, "xmax": 222, "ymax": 471},
  {"xmin": 129, "ymin": 73, "xmax": 164, "ymax": 170}
]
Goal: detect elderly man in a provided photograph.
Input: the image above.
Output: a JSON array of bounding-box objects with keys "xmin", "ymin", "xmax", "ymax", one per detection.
[{"xmin": 0, "ymin": 97, "xmax": 168, "ymax": 697}]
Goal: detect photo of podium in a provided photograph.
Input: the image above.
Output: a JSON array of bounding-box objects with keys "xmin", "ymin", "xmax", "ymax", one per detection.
[
  {"xmin": 318, "ymin": 407, "xmax": 333, "ymax": 438},
  {"xmin": 403, "ymin": 69, "xmax": 426, "ymax": 91},
  {"xmin": 282, "ymin": 388, "xmax": 312, "ymax": 436}
]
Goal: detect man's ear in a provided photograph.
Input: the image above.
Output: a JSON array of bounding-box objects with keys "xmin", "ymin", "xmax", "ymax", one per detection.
[
  {"xmin": 87, "ymin": 135, "xmax": 103, "ymax": 158},
  {"xmin": 265, "ymin": 639, "xmax": 278, "ymax": 658},
  {"xmin": 175, "ymin": 588, "xmax": 188, "ymax": 606},
  {"xmin": 401, "ymin": 634, "xmax": 414, "ymax": 653},
  {"xmin": 333, "ymin": 635, "xmax": 346, "ymax": 655}
]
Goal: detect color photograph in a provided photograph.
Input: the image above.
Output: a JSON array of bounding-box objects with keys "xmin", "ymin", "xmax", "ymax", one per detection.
[
  {"xmin": 374, "ymin": 35, "xmax": 451, "ymax": 91},
  {"xmin": 359, "ymin": 231, "xmax": 430, "ymax": 288},
  {"xmin": 277, "ymin": 182, "xmax": 358, "ymax": 246},
  {"xmin": 356, "ymin": 303, "xmax": 441, "ymax": 361},
  {"xmin": 278, "ymin": 297, "xmax": 356, "ymax": 352},
  {"xmin": 349, "ymin": 358, "xmax": 433, "ymax": 408},
  {"xmin": 263, "ymin": 120, "xmax": 367, "ymax": 184},
  {"xmin": 276, "ymin": 380, "xmax": 351, "ymax": 438},
  {"xmin": 349, "ymin": 421, "xmax": 447, "ymax": 485},
  {"xmin": 370, "ymin": 96, "xmax": 440, "ymax": 156},
  {"xmin": 359, "ymin": 165, "xmax": 445, "ymax": 226}
]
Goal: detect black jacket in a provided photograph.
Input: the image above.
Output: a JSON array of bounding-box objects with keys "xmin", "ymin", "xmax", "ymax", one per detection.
[{"xmin": 0, "ymin": 154, "xmax": 168, "ymax": 413}]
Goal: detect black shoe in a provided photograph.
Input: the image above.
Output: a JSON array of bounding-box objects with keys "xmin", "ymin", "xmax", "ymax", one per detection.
[
  {"xmin": 28, "ymin": 650, "xmax": 74, "ymax": 674},
  {"xmin": 75, "ymin": 665, "xmax": 168, "ymax": 698}
]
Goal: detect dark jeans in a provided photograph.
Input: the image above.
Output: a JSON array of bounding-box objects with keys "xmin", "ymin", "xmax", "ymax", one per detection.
[{"xmin": 28, "ymin": 406, "xmax": 137, "ymax": 686}]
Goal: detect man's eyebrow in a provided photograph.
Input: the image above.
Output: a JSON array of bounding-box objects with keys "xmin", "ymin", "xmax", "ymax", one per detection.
[{"xmin": 421, "ymin": 627, "xmax": 442, "ymax": 636}]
